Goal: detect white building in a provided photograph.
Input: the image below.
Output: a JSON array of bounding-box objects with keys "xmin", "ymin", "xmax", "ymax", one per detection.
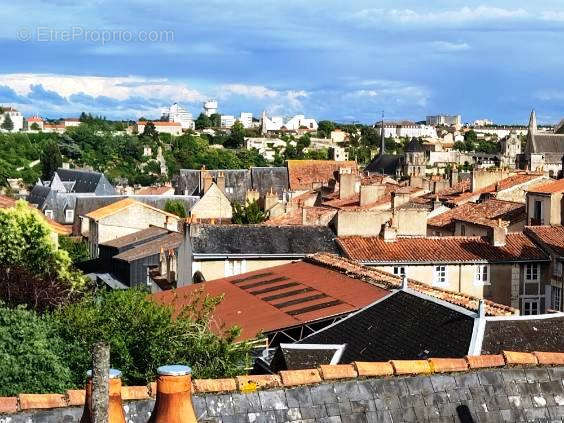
[
  {"xmin": 473, "ymin": 119, "xmax": 494, "ymax": 127},
  {"xmin": 381, "ymin": 123, "xmax": 437, "ymax": 139},
  {"xmin": 332, "ymin": 146, "xmax": 349, "ymax": 161},
  {"xmin": 220, "ymin": 115, "xmax": 236, "ymax": 128},
  {"xmin": 25, "ymin": 116, "xmax": 44, "ymax": 131},
  {"xmin": 137, "ymin": 121, "xmax": 182, "ymax": 136},
  {"xmin": 239, "ymin": 112, "xmax": 253, "ymax": 129},
  {"xmin": 161, "ymin": 103, "xmax": 194, "ymax": 130},
  {"xmin": 0, "ymin": 107, "xmax": 24, "ymax": 132},
  {"xmin": 246, "ymin": 137, "xmax": 288, "ymax": 161},
  {"xmin": 284, "ymin": 114, "xmax": 318, "ymax": 131},
  {"xmin": 426, "ymin": 115, "xmax": 462, "ymax": 127},
  {"xmin": 261, "ymin": 111, "xmax": 284, "ymax": 133},
  {"xmin": 203, "ymin": 100, "xmax": 218, "ymax": 117},
  {"xmin": 472, "ymin": 126, "xmax": 527, "ymax": 139}
]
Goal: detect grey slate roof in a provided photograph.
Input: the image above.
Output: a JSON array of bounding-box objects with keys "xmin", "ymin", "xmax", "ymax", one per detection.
[
  {"xmin": 191, "ymin": 224, "xmax": 338, "ymax": 256},
  {"xmin": 28, "ymin": 184, "xmax": 51, "ymax": 208},
  {"xmin": 114, "ymin": 232, "xmax": 183, "ymax": 262},
  {"xmin": 251, "ymin": 167, "xmax": 288, "ymax": 197},
  {"xmin": 55, "ymin": 168, "xmax": 117, "ymax": 194},
  {"xmin": 100, "ymin": 226, "xmax": 169, "ymax": 250},
  {"xmin": 364, "ymin": 154, "xmax": 402, "ymax": 175},
  {"xmin": 530, "ymin": 133, "xmax": 564, "ymax": 154},
  {"xmin": 481, "ymin": 315, "xmax": 564, "ymax": 354},
  {"xmin": 298, "ymin": 290, "xmax": 475, "ymax": 363},
  {"xmin": 405, "ymin": 138, "xmax": 425, "ymax": 153}
]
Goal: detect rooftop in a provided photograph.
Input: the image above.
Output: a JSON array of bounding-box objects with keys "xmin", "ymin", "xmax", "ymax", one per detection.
[
  {"xmin": 524, "ymin": 225, "xmax": 564, "ymax": 257},
  {"xmin": 0, "ymin": 196, "xmax": 71, "ymax": 235},
  {"xmin": 100, "ymin": 226, "xmax": 169, "ymax": 249},
  {"xmin": 337, "ymin": 233, "xmax": 547, "ymax": 264},
  {"xmin": 526, "ymin": 178, "xmax": 564, "ymax": 194},
  {"xmin": 286, "ymin": 160, "xmax": 356, "ymax": 191},
  {"xmin": 135, "ymin": 186, "xmax": 174, "ymax": 196},
  {"xmin": 114, "ymin": 232, "xmax": 183, "ymax": 263},
  {"xmin": 138, "ymin": 121, "xmax": 181, "ymax": 127},
  {"xmin": 85, "ymin": 198, "xmax": 179, "ymax": 221}
]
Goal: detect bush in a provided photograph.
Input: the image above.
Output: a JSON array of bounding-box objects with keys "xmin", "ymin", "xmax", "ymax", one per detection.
[
  {"xmin": 58, "ymin": 236, "xmax": 91, "ymax": 264},
  {"xmin": 232, "ymin": 200, "xmax": 269, "ymax": 224},
  {"xmin": 0, "ymin": 305, "xmax": 73, "ymax": 396},
  {"xmin": 164, "ymin": 199, "xmax": 187, "ymax": 218}
]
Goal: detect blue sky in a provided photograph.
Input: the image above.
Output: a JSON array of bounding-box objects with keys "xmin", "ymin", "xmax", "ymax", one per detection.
[{"xmin": 0, "ymin": 0, "xmax": 563, "ymax": 124}]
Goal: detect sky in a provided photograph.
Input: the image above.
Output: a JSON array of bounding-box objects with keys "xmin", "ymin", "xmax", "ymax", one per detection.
[{"xmin": 0, "ymin": 1, "xmax": 563, "ymax": 124}]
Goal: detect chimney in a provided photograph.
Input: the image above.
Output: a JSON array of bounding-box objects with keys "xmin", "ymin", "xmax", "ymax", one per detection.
[
  {"xmin": 401, "ymin": 274, "xmax": 408, "ymax": 290},
  {"xmin": 450, "ymin": 168, "xmax": 459, "ymax": 187},
  {"xmin": 339, "ymin": 171, "xmax": 356, "ymax": 199},
  {"xmin": 82, "ymin": 369, "xmax": 126, "ymax": 422},
  {"xmin": 391, "ymin": 191, "xmax": 410, "ymax": 209},
  {"xmin": 246, "ymin": 189, "xmax": 260, "ymax": 204},
  {"xmin": 302, "ymin": 206, "xmax": 307, "ymax": 225},
  {"xmin": 148, "ymin": 365, "xmax": 197, "ymax": 422},
  {"xmin": 216, "ymin": 172, "xmax": 226, "ymax": 193},
  {"xmin": 381, "ymin": 222, "xmax": 397, "ymax": 242},
  {"xmin": 490, "ymin": 219, "xmax": 507, "ymax": 247},
  {"xmin": 202, "ymin": 172, "xmax": 213, "ymax": 194},
  {"xmin": 433, "ymin": 195, "xmax": 442, "ymax": 211},
  {"xmin": 360, "ymin": 184, "xmax": 386, "ymax": 206}
]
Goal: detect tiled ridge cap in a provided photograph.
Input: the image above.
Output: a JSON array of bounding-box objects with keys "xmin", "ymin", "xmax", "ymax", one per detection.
[
  {"xmin": 1, "ymin": 351, "xmax": 563, "ymax": 414},
  {"xmin": 304, "ymin": 253, "xmax": 517, "ymax": 316}
]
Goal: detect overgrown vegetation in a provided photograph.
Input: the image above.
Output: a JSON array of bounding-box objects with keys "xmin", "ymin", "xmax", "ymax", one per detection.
[
  {"xmin": 164, "ymin": 199, "xmax": 187, "ymax": 218},
  {"xmin": 58, "ymin": 236, "xmax": 91, "ymax": 265},
  {"xmin": 232, "ymin": 199, "xmax": 269, "ymax": 224}
]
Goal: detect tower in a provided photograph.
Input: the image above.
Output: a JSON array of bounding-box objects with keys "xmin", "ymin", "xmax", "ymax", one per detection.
[{"xmin": 380, "ymin": 111, "xmax": 385, "ymax": 156}]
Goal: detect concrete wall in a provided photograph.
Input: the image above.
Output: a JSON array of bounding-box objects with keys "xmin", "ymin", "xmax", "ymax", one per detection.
[
  {"xmin": 454, "ymin": 220, "xmax": 525, "ymax": 237},
  {"xmin": 471, "ymin": 169, "xmax": 511, "ymax": 193},
  {"xmin": 190, "ymin": 184, "xmax": 233, "ymax": 220},
  {"xmin": 333, "ymin": 211, "xmax": 391, "ymax": 237},
  {"xmin": 527, "ymin": 193, "xmax": 553, "ymax": 225},
  {"xmin": 392, "ymin": 209, "xmax": 428, "ymax": 237}
]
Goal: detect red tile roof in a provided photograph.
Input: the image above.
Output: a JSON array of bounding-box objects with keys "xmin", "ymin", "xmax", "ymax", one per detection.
[
  {"xmin": 153, "ymin": 260, "xmax": 391, "ymax": 341},
  {"xmin": 428, "ymin": 199, "xmax": 526, "ymax": 231},
  {"xmin": 524, "ymin": 225, "xmax": 564, "ymax": 257},
  {"xmin": 337, "ymin": 233, "xmax": 547, "ymax": 264},
  {"xmin": 135, "ymin": 186, "xmax": 174, "ymax": 195},
  {"xmin": 322, "ymin": 185, "xmax": 421, "ymax": 211},
  {"xmin": 287, "ymin": 160, "xmax": 357, "ymax": 191},
  {"xmin": 138, "ymin": 121, "xmax": 181, "ymax": 127},
  {"xmin": 26, "ymin": 116, "xmax": 43, "ymax": 122},
  {"xmin": 526, "ymin": 178, "xmax": 564, "ymax": 194}
]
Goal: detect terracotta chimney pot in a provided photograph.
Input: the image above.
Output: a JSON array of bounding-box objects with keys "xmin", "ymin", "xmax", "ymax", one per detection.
[
  {"xmin": 81, "ymin": 369, "xmax": 126, "ymax": 423},
  {"xmin": 149, "ymin": 365, "xmax": 197, "ymax": 423}
]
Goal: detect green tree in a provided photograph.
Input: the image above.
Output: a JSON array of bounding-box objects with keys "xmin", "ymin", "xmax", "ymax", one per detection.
[
  {"xmin": 195, "ymin": 113, "xmax": 211, "ymax": 130},
  {"xmin": 40, "ymin": 140, "xmax": 63, "ymax": 181},
  {"xmin": 209, "ymin": 113, "xmax": 221, "ymax": 128},
  {"xmin": 232, "ymin": 199, "xmax": 269, "ymax": 224},
  {"xmin": 317, "ymin": 120, "xmax": 336, "ymax": 138},
  {"xmin": 0, "ymin": 201, "xmax": 86, "ymax": 289},
  {"xmin": 224, "ymin": 121, "xmax": 245, "ymax": 149},
  {"xmin": 164, "ymin": 199, "xmax": 187, "ymax": 218},
  {"xmin": 141, "ymin": 121, "xmax": 159, "ymax": 141},
  {"xmin": 0, "ymin": 305, "xmax": 74, "ymax": 396},
  {"xmin": 58, "ymin": 236, "xmax": 91, "ymax": 264},
  {"xmin": 53, "ymin": 288, "xmax": 252, "ymax": 386},
  {"xmin": 1, "ymin": 113, "xmax": 14, "ymax": 131},
  {"xmin": 30, "ymin": 122, "xmax": 40, "ymax": 131}
]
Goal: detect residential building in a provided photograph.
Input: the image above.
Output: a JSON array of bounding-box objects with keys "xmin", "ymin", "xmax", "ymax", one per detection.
[
  {"xmin": 84, "ymin": 198, "xmax": 181, "ymax": 257},
  {"xmin": 203, "ymin": 99, "xmax": 218, "ymax": 117},
  {"xmin": 63, "ymin": 118, "xmax": 81, "ymax": 127},
  {"xmin": 154, "ymin": 253, "xmax": 515, "ymax": 344},
  {"xmin": 426, "ymin": 114, "xmax": 462, "ymax": 127},
  {"xmin": 330, "ymin": 129, "xmax": 348, "ymax": 143},
  {"xmin": 499, "ymin": 131, "xmax": 522, "ymax": 168},
  {"xmin": 137, "ymin": 121, "xmax": 182, "ymax": 136},
  {"xmin": 283, "ymin": 115, "xmax": 318, "ymax": 131},
  {"xmin": 525, "ymin": 178, "xmax": 564, "ymax": 225},
  {"xmin": 25, "ymin": 116, "xmax": 44, "ymax": 131},
  {"xmin": 523, "ymin": 109, "xmax": 564, "ymax": 176},
  {"xmin": 0, "ymin": 107, "xmax": 24, "ymax": 132},
  {"xmin": 524, "ymin": 226, "xmax": 564, "ymax": 312},
  {"xmin": 161, "ymin": 103, "xmax": 194, "ymax": 130},
  {"xmin": 287, "ymin": 160, "xmax": 357, "ymax": 193},
  {"xmin": 43, "ymin": 123, "xmax": 66, "ymax": 133},
  {"xmin": 337, "ymin": 228, "xmax": 550, "ymax": 314},
  {"xmin": 220, "ymin": 115, "xmax": 235, "ymax": 128},
  {"xmin": 380, "ymin": 122, "xmax": 437, "ymax": 139},
  {"xmin": 239, "ymin": 112, "xmax": 253, "ymax": 128},
  {"xmin": 245, "ymin": 137, "xmax": 287, "ymax": 162},
  {"xmin": 188, "ymin": 178, "xmax": 232, "ymax": 221},
  {"xmin": 177, "ymin": 224, "xmax": 339, "ymax": 284},
  {"xmin": 260, "ymin": 111, "xmax": 285, "ymax": 133},
  {"xmin": 332, "ymin": 146, "xmax": 349, "ymax": 161},
  {"xmin": 473, "ymin": 119, "xmax": 494, "ymax": 126}
]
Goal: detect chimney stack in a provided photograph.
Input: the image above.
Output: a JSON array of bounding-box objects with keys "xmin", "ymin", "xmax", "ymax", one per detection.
[
  {"xmin": 339, "ymin": 170, "xmax": 356, "ymax": 199},
  {"xmin": 381, "ymin": 221, "xmax": 397, "ymax": 242},
  {"xmin": 216, "ymin": 172, "xmax": 226, "ymax": 193},
  {"xmin": 360, "ymin": 184, "xmax": 386, "ymax": 206},
  {"xmin": 202, "ymin": 173, "xmax": 213, "ymax": 194},
  {"xmin": 263, "ymin": 188, "xmax": 279, "ymax": 212},
  {"xmin": 148, "ymin": 365, "xmax": 197, "ymax": 423},
  {"xmin": 490, "ymin": 219, "xmax": 507, "ymax": 247},
  {"xmin": 391, "ymin": 191, "xmax": 410, "ymax": 209}
]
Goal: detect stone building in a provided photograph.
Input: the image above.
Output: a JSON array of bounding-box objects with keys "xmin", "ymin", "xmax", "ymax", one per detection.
[
  {"xmin": 402, "ymin": 138, "xmax": 426, "ymax": 177},
  {"xmin": 523, "ymin": 109, "xmax": 564, "ymax": 176}
]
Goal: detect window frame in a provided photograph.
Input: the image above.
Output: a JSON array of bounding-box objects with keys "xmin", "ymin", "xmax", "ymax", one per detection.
[
  {"xmin": 523, "ymin": 298, "xmax": 540, "ymax": 316},
  {"xmin": 433, "ymin": 265, "xmax": 447, "ymax": 286},
  {"xmin": 551, "ymin": 286, "xmax": 562, "ymax": 311},
  {"xmin": 525, "ymin": 263, "xmax": 540, "ymax": 282},
  {"xmin": 393, "ymin": 266, "xmax": 406, "ymax": 277},
  {"xmin": 44, "ymin": 209, "xmax": 54, "ymax": 219},
  {"xmin": 474, "ymin": 264, "xmax": 490, "ymax": 286},
  {"xmin": 65, "ymin": 209, "xmax": 74, "ymax": 223}
]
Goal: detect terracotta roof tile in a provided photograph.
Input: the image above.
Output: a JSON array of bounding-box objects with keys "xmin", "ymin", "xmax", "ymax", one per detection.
[
  {"xmin": 138, "ymin": 121, "xmax": 181, "ymax": 127},
  {"xmin": 135, "ymin": 186, "xmax": 174, "ymax": 195},
  {"xmin": 287, "ymin": 160, "xmax": 357, "ymax": 191},
  {"xmin": 526, "ymin": 178, "xmax": 564, "ymax": 194},
  {"xmin": 524, "ymin": 225, "xmax": 564, "ymax": 257},
  {"xmin": 337, "ymin": 233, "xmax": 547, "ymax": 263},
  {"xmin": 265, "ymin": 207, "xmax": 337, "ymax": 226}
]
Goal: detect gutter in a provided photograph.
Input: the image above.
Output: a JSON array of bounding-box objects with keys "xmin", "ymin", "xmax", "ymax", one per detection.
[
  {"xmin": 361, "ymin": 258, "xmax": 549, "ymax": 266},
  {"xmin": 193, "ymin": 253, "xmax": 310, "ymax": 260}
]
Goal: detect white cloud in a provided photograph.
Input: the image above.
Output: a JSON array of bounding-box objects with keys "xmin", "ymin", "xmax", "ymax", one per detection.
[
  {"xmin": 430, "ymin": 41, "xmax": 471, "ymax": 52},
  {"xmin": 219, "ymin": 84, "xmax": 279, "ymax": 99}
]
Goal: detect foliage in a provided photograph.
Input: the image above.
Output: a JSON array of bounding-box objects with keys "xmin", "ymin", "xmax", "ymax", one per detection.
[
  {"xmin": 0, "ymin": 201, "xmax": 86, "ymax": 288},
  {"xmin": 1, "ymin": 113, "xmax": 14, "ymax": 131},
  {"xmin": 58, "ymin": 236, "xmax": 91, "ymax": 264},
  {"xmin": 317, "ymin": 120, "xmax": 336, "ymax": 138},
  {"xmin": 30, "ymin": 122, "xmax": 40, "ymax": 130},
  {"xmin": 164, "ymin": 199, "xmax": 187, "ymax": 218},
  {"xmin": 40, "ymin": 140, "xmax": 63, "ymax": 181},
  {"xmin": 53, "ymin": 288, "xmax": 253, "ymax": 386},
  {"xmin": 232, "ymin": 199, "xmax": 269, "ymax": 224},
  {"xmin": 195, "ymin": 113, "xmax": 211, "ymax": 130},
  {"xmin": 141, "ymin": 121, "xmax": 159, "ymax": 142},
  {"xmin": 0, "ymin": 304, "xmax": 74, "ymax": 396},
  {"xmin": 224, "ymin": 121, "xmax": 245, "ymax": 149}
]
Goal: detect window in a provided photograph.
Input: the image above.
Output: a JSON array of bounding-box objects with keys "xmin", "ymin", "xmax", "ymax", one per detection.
[
  {"xmin": 474, "ymin": 264, "xmax": 490, "ymax": 285},
  {"xmin": 65, "ymin": 209, "xmax": 74, "ymax": 223},
  {"xmin": 551, "ymin": 286, "xmax": 562, "ymax": 311},
  {"xmin": 460, "ymin": 224, "xmax": 466, "ymax": 236},
  {"xmin": 224, "ymin": 259, "xmax": 246, "ymax": 277},
  {"xmin": 433, "ymin": 265, "xmax": 447, "ymax": 286},
  {"xmin": 44, "ymin": 210, "xmax": 54, "ymax": 219},
  {"xmin": 393, "ymin": 266, "xmax": 406, "ymax": 277},
  {"xmin": 554, "ymin": 261, "xmax": 563, "ymax": 278},
  {"xmin": 225, "ymin": 187, "xmax": 234, "ymax": 194},
  {"xmin": 523, "ymin": 298, "xmax": 539, "ymax": 315},
  {"xmin": 533, "ymin": 200, "xmax": 542, "ymax": 222},
  {"xmin": 525, "ymin": 263, "xmax": 539, "ymax": 281}
]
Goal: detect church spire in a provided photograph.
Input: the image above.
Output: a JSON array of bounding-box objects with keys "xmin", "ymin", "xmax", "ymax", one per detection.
[{"xmin": 528, "ymin": 109, "xmax": 537, "ymax": 134}]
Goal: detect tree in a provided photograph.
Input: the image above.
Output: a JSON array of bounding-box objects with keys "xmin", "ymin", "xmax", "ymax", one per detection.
[
  {"xmin": 141, "ymin": 121, "xmax": 159, "ymax": 141},
  {"xmin": 209, "ymin": 113, "xmax": 221, "ymax": 128},
  {"xmin": 30, "ymin": 122, "xmax": 40, "ymax": 131},
  {"xmin": 164, "ymin": 199, "xmax": 187, "ymax": 218},
  {"xmin": 58, "ymin": 236, "xmax": 91, "ymax": 265},
  {"xmin": 0, "ymin": 201, "xmax": 86, "ymax": 289},
  {"xmin": 195, "ymin": 113, "xmax": 211, "ymax": 130},
  {"xmin": 453, "ymin": 141, "xmax": 466, "ymax": 151},
  {"xmin": 53, "ymin": 288, "xmax": 253, "ymax": 386},
  {"xmin": 40, "ymin": 140, "xmax": 63, "ymax": 181},
  {"xmin": 317, "ymin": 121, "xmax": 336, "ymax": 138},
  {"xmin": 232, "ymin": 199, "xmax": 269, "ymax": 224},
  {"xmin": 1, "ymin": 113, "xmax": 14, "ymax": 131},
  {"xmin": 224, "ymin": 121, "xmax": 245, "ymax": 149},
  {"xmin": 0, "ymin": 305, "xmax": 74, "ymax": 396}
]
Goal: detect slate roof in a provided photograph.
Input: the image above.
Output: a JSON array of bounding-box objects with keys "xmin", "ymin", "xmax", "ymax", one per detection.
[
  {"xmin": 524, "ymin": 225, "xmax": 564, "ymax": 257},
  {"xmin": 267, "ymin": 344, "xmax": 343, "ymax": 372},
  {"xmin": 250, "ymin": 167, "xmax": 289, "ymax": 197},
  {"xmin": 114, "ymin": 232, "xmax": 184, "ymax": 263},
  {"xmin": 337, "ymin": 234, "xmax": 548, "ymax": 264},
  {"xmin": 287, "ymin": 160, "xmax": 356, "ymax": 191},
  {"xmin": 55, "ymin": 168, "xmax": 116, "ymax": 194},
  {"xmin": 428, "ymin": 199, "xmax": 526, "ymax": 232},
  {"xmin": 405, "ymin": 138, "xmax": 425, "ymax": 152},
  {"xmin": 481, "ymin": 315, "xmax": 564, "ymax": 354},
  {"xmin": 364, "ymin": 154, "xmax": 402, "ymax": 175},
  {"xmin": 299, "ymin": 290, "xmax": 476, "ymax": 362},
  {"xmin": 100, "ymin": 226, "xmax": 169, "ymax": 249},
  {"xmin": 85, "ymin": 198, "xmax": 180, "ymax": 221},
  {"xmin": 190, "ymin": 224, "xmax": 339, "ymax": 256},
  {"xmin": 152, "ymin": 260, "xmax": 391, "ymax": 341},
  {"xmin": 28, "ymin": 184, "xmax": 51, "ymax": 208},
  {"xmin": 530, "ymin": 133, "xmax": 564, "ymax": 153},
  {"xmin": 0, "ymin": 196, "xmax": 71, "ymax": 235}
]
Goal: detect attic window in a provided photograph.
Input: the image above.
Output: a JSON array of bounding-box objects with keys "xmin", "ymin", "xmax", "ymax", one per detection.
[{"xmin": 44, "ymin": 209, "xmax": 54, "ymax": 219}]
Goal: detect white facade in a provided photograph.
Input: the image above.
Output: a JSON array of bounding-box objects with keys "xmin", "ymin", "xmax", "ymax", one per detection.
[
  {"xmin": 63, "ymin": 119, "xmax": 81, "ymax": 127},
  {"xmin": 473, "ymin": 119, "xmax": 494, "ymax": 127},
  {"xmin": 473, "ymin": 127, "xmax": 527, "ymax": 139},
  {"xmin": 203, "ymin": 100, "xmax": 218, "ymax": 117},
  {"xmin": 137, "ymin": 121, "xmax": 182, "ymax": 136},
  {"xmin": 239, "ymin": 112, "xmax": 253, "ymax": 129},
  {"xmin": 0, "ymin": 107, "xmax": 24, "ymax": 132},
  {"xmin": 162, "ymin": 103, "xmax": 194, "ymax": 130},
  {"xmin": 382, "ymin": 123, "xmax": 437, "ymax": 139},
  {"xmin": 333, "ymin": 146, "xmax": 349, "ymax": 161},
  {"xmin": 220, "ymin": 115, "xmax": 236, "ymax": 128},
  {"xmin": 284, "ymin": 114, "xmax": 318, "ymax": 131},
  {"xmin": 246, "ymin": 137, "xmax": 287, "ymax": 161},
  {"xmin": 426, "ymin": 115, "xmax": 462, "ymax": 127},
  {"xmin": 26, "ymin": 117, "xmax": 44, "ymax": 131}
]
